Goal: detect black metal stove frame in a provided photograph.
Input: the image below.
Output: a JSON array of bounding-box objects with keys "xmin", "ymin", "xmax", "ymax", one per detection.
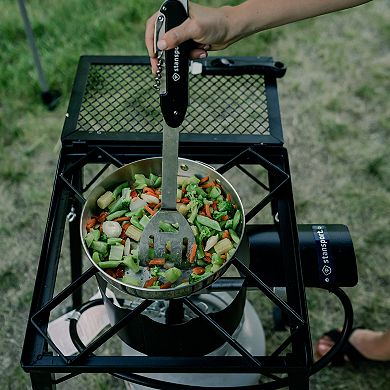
[{"xmin": 21, "ymin": 56, "xmax": 354, "ymax": 389}]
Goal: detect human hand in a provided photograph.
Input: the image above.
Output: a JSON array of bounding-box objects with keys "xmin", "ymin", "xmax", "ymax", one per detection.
[{"xmin": 145, "ymin": 2, "xmax": 234, "ymax": 73}]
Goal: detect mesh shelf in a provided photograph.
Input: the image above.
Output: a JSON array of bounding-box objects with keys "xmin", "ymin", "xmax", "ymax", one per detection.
[
  {"xmin": 62, "ymin": 56, "xmax": 285, "ymax": 145},
  {"xmin": 78, "ymin": 64, "xmax": 269, "ymax": 135}
]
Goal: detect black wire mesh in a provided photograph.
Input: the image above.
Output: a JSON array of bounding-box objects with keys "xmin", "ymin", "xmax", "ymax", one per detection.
[{"xmin": 76, "ymin": 64, "xmax": 270, "ymax": 136}]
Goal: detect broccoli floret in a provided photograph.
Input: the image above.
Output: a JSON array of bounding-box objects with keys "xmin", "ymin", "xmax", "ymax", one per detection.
[
  {"xmin": 211, "ymin": 211, "xmax": 228, "ymax": 221},
  {"xmin": 189, "ymin": 271, "xmax": 213, "ymax": 284},
  {"xmin": 198, "ymin": 225, "xmax": 212, "ymax": 241},
  {"xmin": 150, "ymin": 266, "xmax": 162, "ymax": 277},
  {"xmin": 188, "ymin": 198, "xmax": 203, "ymax": 224},
  {"xmin": 186, "ymin": 183, "xmax": 207, "ymax": 200},
  {"xmin": 217, "ymin": 200, "xmax": 235, "ymax": 216}
]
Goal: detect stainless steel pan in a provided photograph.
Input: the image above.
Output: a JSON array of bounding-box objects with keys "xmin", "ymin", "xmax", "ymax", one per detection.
[{"xmin": 80, "ymin": 157, "xmax": 245, "ymax": 300}]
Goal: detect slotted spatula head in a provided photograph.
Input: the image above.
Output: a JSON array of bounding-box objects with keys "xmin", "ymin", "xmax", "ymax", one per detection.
[
  {"xmin": 138, "ymin": 210, "xmax": 195, "ymax": 264},
  {"xmin": 138, "ymin": 122, "xmax": 195, "ymax": 265}
]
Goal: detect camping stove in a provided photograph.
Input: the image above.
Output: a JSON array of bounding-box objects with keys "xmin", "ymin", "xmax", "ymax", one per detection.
[{"xmin": 21, "ymin": 56, "xmax": 358, "ymax": 389}]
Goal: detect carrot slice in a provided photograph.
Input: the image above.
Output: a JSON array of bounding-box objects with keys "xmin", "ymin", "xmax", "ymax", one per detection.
[
  {"xmin": 222, "ymin": 230, "xmax": 230, "ymax": 239},
  {"xmin": 144, "ymin": 277, "xmax": 158, "ymax": 288},
  {"xmin": 192, "ymin": 266, "xmax": 205, "ymax": 275},
  {"xmin": 205, "ymin": 203, "xmax": 212, "ymax": 218},
  {"xmin": 145, "ymin": 191, "xmax": 157, "ymax": 197},
  {"xmin": 181, "ymin": 197, "xmax": 190, "ymax": 204},
  {"xmin": 160, "ymin": 282, "xmax": 172, "ymax": 289},
  {"xmin": 201, "ymin": 182, "xmax": 215, "ymax": 189},
  {"xmin": 198, "ymin": 176, "xmax": 209, "ymax": 184},
  {"xmin": 130, "ymin": 190, "xmax": 138, "ymax": 199},
  {"xmin": 149, "ymin": 258, "xmax": 166, "ymax": 266},
  {"xmin": 221, "ymin": 215, "xmax": 229, "ymax": 221},
  {"xmin": 189, "ymin": 243, "xmax": 197, "ymax": 263},
  {"xmin": 122, "ymin": 222, "xmax": 131, "ymax": 231},
  {"xmin": 113, "ymin": 216, "xmax": 131, "ymax": 222},
  {"xmin": 226, "ymin": 193, "xmax": 232, "ymax": 202},
  {"xmin": 144, "ymin": 205, "xmax": 156, "ymax": 215},
  {"xmin": 143, "ymin": 187, "xmax": 156, "ymax": 194},
  {"xmin": 97, "ymin": 211, "xmax": 109, "ymax": 223},
  {"xmin": 86, "ymin": 217, "xmax": 97, "ymax": 230}
]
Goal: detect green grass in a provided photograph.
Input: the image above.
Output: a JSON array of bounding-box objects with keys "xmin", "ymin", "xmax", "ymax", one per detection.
[{"xmin": 1, "ymin": 0, "xmax": 389, "ymax": 389}]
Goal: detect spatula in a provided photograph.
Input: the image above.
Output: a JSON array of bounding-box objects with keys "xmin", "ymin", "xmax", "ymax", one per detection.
[{"xmin": 138, "ymin": 0, "xmax": 195, "ymax": 266}]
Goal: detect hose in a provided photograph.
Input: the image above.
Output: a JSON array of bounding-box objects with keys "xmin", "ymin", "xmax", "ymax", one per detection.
[{"xmin": 67, "ymin": 287, "xmax": 353, "ymax": 389}]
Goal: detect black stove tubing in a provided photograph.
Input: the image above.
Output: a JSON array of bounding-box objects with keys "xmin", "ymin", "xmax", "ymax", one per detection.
[{"xmin": 67, "ymin": 286, "xmax": 352, "ymax": 389}]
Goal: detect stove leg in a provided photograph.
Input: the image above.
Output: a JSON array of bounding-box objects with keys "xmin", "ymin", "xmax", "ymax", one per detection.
[
  {"xmin": 288, "ymin": 373, "xmax": 309, "ymax": 390},
  {"xmin": 30, "ymin": 372, "xmax": 56, "ymax": 390},
  {"xmin": 69, "ymin": 171, "xmax": 83, "ymax": 308},
  {"xmin": 17, "ymin": 0, "xmax": 61, "ymax": 110}
]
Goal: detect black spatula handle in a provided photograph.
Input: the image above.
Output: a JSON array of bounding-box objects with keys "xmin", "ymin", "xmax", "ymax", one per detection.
[{"xmin": 158, "ymin": 0, "xmax": 191, "ymax": 128}]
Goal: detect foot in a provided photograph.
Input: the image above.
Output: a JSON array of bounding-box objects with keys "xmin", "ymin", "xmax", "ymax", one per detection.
[{"xmin": 316, "ymin": 329, "xmax": 390, "ymax": 363}]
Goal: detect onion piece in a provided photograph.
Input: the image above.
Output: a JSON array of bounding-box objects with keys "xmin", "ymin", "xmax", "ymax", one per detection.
[
  {"xmin": 204, "ymin": 235, "xmax": 219, "ymax": 251},
  {"xmin": 130, "ymin": 196, "xmax": 147, "ymax": 211},
  {"xmin": 124, "ymin": 238, "xmax": 131, "ymax": 256},
  {"xmin": 102, "ymin": 221, "xmax": 122, "ymax": 238},
  {"xmin": 141, "ymin": 193, "xmax": 160, "ymax": 204}
]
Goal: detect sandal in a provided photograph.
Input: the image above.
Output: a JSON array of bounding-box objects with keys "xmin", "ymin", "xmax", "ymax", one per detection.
[{"xmin": 316, "ymin": 328, "xmax": 371, "ymax": 366}]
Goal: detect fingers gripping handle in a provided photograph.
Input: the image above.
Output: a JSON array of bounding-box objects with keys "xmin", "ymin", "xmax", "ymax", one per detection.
[{"xmin": 155, "ymin": 0, "xmax": 190, "ymax": 128}]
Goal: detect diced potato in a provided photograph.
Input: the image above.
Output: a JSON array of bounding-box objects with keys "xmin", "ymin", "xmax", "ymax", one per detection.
[
  {"xmin": 214, "ymin": 238, "xmax": 233, "ymax": 255},
  {"xmin": 176, "ymin": 203, "xmax": 189, "ymax": 216}
]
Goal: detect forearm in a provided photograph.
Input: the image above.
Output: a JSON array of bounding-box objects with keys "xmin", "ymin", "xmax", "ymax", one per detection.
[
  {"xmin": 226, "ymin": 0, "xmax": 371, "ymax": 42},
  {"xmin": 145, "ymin": 0, "xmax": 372, "ymax": 67}
]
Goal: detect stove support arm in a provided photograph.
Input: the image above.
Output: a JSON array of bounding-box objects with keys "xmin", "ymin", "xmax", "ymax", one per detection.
[{"xmin": 68, "ymin": 170, "xmax": 83, "ymax": 308}]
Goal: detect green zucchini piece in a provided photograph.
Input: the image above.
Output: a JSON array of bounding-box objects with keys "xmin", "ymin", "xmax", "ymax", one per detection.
[
  {"xmin": 196, "ymin": 215, "xmax": 221, "ymax": 232},
  {"xmin": 108, "ymin": 244, "xmax": 124, "ymax": 261},
  {"xmin": 91, "ymin": 240, "xmax": 108, "ymax": 255}
]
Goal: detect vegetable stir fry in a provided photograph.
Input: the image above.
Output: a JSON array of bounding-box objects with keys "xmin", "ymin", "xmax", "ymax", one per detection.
[{"xmin": 84, "ymin": 173, "xmax": 242, "ymax": 289}]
